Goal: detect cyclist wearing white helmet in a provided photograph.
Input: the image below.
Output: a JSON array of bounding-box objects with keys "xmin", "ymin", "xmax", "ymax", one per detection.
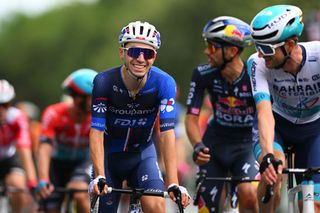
[
  {"xmin": 247, "ymin": 5, "xmax": 320, "ymax": 213},
  {"xmin": 0, "ymin": 79, "xmax": 38, "ymax": 212},
  {"xmin": 185, "ymin": 16, "xmax": 259, "ymax": 212},
  {"xmin": 36, "ymin": 69, "xmax": 97, "ymax": 213},
  {"xmin": 89, "ymin": 21, "xmax": 190, "ymax": 212}
]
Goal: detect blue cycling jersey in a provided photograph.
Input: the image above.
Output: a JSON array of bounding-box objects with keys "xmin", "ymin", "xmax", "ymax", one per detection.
[
  {"xmin": 91, "ymin": 66, "xmax": 176, "ymax": 152},
  {"xmin": 186, "ymin": 63, "xmax": 256, "ymax": 138}
]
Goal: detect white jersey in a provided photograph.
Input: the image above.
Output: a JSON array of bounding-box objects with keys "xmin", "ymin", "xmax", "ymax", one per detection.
[{"xmin": 247, "ymin": 41, "xmax": 320, "ymax": 124}]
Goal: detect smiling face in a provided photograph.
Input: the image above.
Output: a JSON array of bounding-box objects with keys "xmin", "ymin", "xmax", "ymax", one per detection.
[{"xmin": 119, "ymin": 42, "xmax": 157, "ymax": 78}]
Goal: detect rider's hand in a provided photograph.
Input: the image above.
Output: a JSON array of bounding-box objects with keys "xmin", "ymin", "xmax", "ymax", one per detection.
[
  {"xmin": 259, "ymin": 153, "xmax": 283, "ymax": 185},
  {"xmin": 167, "ymin": 184, "xmax": 191, "ymax": 208},
  {"xmin": 88, "ymin": 175, "xmax": 108, "ymax": 195},
  {"xmin": 27, "ymin": 179, "xmax": 37, "ymax": 192},
  {"xmin": 193, "ymin": 142, "xmax": 210, "ymax": 165},
  {"xmin": 35, "ymin": 179, "xmax": 54, "ymax": 199}
]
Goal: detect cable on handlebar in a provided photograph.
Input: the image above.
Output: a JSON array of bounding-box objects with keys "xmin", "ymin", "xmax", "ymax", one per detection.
[{"xmin": 261, "ymin": 184, "xmax": 274, "ymax": 203}]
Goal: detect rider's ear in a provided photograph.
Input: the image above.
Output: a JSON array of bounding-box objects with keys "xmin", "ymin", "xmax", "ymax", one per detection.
[{"xmin": 119, "ymin": 47, "xmax": 125, "ymax": 60}]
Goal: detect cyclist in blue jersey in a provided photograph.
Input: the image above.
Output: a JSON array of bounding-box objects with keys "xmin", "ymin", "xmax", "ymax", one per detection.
[
  {"xmin": 36, "ymin": 69, "xmax": 97, "ymax": 213},
  {"xmin": 88, "ymin": 21, "xmax": 190, "ymax": 213},
  {"xmin": 185, "ymin": 16, "xmax": 259, "ymax": 213},
  {"xmin": 247, "ymin": 5, "xmax": 320, "ymax": 213}
]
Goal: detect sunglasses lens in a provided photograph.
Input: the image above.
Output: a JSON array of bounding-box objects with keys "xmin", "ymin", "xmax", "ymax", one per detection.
[
  {"xmin": 205, "ymin": 41, "xmax": 223, "ymax": 49},
  {"xmin": 255, "ymin": 43, "xmax": 275, "ymax": 56},
  {"xmin": 127, "ymin": 48, "xmax": 155, "ymax": 59}
]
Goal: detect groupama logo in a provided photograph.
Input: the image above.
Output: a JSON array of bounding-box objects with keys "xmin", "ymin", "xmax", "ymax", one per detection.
[
  {"xmin": 93, "ymin": 102, "xmax": 107, "ymax": 113},
  {"xmin": 160, "ymin": 98, "xmax": 175, "ymax": 113}
]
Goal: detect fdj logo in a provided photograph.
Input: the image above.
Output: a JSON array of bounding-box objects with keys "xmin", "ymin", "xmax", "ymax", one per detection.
[{"xmin": 114, "ymin": 118, "xmax": 147, "ymax": 126}]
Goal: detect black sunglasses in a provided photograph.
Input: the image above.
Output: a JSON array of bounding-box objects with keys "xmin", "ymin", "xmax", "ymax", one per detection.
[{"xmin": 123, "ymin": 47, "xmax": 156, "ymax": 60}]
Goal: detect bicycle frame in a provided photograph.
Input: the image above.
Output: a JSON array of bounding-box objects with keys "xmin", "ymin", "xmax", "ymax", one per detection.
[
  {"xmin": 262, "ymin": 167, "xmax": 320, "ymax": 213},
  {"xmin": 283, "ymin": 168, "xmax": 320, "ymax": 213}
]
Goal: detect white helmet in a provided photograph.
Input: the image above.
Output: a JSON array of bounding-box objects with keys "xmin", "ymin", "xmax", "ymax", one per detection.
[
  {"xmin": 119, "ymin": 21, "xmax": 161, "ymax": 49},
  {"xmin": 0, "ymin": 79, "xmax": 15, "ymax": 104}
]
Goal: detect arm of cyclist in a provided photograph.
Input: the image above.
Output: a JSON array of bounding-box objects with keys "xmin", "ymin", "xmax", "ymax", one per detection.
[
  {"xmin": 16, "ymin": 147, "xmax": 38, "ymax": 190},
  {"xmin": 15, "ymin": 112, "xmax": 38, "ymax": 190},
  {"xmin": 159, "ymin": 129, "xmax": 190, "ymax": 208},
  {"xmin": 185, "ymin": 114, "xmax": 210, "ymax": 165},
  {"xmin": 256, "ymin": 101, "xmax": 283, "ymax": 184},
  {"xmin": 36, "ymin": 142, "xmax": 54, "ymax": 198},
  {"xmin": 89, "ymin": 128, "xmax": 108, "ymax": 195}
]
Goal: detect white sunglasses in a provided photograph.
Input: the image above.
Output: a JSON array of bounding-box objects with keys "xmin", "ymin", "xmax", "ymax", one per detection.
[{"xmin": 254, "ymin": 41, "xmax": 285, "ymax": 56}]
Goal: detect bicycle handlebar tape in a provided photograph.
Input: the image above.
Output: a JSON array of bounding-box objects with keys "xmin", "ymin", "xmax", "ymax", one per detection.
[
  {"xmin": 90, "ymin": 178, "xmax": 107, "ymax": 213},
  {"xmin": 259, "ymin": 153, "xmax": 283, "ymax": 174},
  {"xmin": 193, "ymin": 170, "xmax": 206, "ymax": 205},
  {"xmin": 168, "ymin": 184, "xmax": 184, "ymax": 213}
]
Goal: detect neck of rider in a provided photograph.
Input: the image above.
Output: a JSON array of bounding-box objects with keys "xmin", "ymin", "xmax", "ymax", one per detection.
[
  {"xmin": 221, "ymin": 48, "xmax": 243, "ymax": 85},
  {"xmin": 122, "ymin": 65, "xmax": 147, "ymax": 95},
  {"xmin": 282, "ymin": 40, "xmax": 303, "ymax": 76}
]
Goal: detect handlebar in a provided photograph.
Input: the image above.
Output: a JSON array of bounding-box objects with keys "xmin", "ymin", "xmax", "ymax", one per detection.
[
  {"xmin": 106, "ymin": 187, "xmax": 169, "ymax": 197},
  {"xmin": 194, "ymin": 170, "xmax": 259, "ymax": 205},
  {"xmin": 262, "ymin": 167, "xmax": 320, "ymax": 204},
  {"xmin": 90, "ymin": 178, "xmax": 183, "ymax": 213}
]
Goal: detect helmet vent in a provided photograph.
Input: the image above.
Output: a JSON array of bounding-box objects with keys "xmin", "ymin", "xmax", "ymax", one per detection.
[
  {"xmin": 252, "ymin": 30, "xmax": 278, "ymax": 40},
  {"xmin": 287, "ymin": 18, "xmax": 295, "ymax": 26},
  {"xmin": 147, "ymin": 29, "xmax": 151, "ymax": 37},
  {"xmin": 132, "ymin": 26, "xmax": 136, "ymax": 35},
  {"xmin": 212, "ymin": 25, "xmax": 225, "ymax": 33},
  {"xmin": 252, "ymin": 25, "xmax": 268, "ymax": 31},
  {"xmin": 140, "ymin": 26, "xmax": 144, "ymax": 35}
]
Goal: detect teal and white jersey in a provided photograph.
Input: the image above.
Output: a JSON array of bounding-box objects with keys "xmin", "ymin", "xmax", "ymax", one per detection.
[{"xmin": 247, "ymin": 41, "xmax": 320, "ymax": 124}]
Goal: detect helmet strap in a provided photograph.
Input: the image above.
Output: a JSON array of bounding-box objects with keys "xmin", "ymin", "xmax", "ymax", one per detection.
[
  {"xmin": 274, "ymin": 46, "xmax": 290, "ymax": 69},
  {"xmin": 220, "ymin": 47, "xmax": 234, "ymax": 70}
]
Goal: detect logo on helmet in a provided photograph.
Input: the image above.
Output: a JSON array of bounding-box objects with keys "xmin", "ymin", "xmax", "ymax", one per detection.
[
  {"xmin": 268, "ymin": 13, "xmax": 289, "ymax": 29},
  {"xmin": 224, "ymin": 25, "xmax": 243, "ymax": 39},
  {"xmin": 135, "ymin": 36, "xmax": 146, "ymax": 40}
]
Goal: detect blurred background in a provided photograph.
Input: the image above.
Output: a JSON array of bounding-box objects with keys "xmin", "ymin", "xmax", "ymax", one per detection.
[{"xmin": 1, "ymin": 0, "xmax": 319, "ymax": 110}]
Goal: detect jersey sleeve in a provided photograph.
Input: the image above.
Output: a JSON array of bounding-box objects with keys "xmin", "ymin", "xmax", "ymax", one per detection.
[
  {"xmin": 247, "ymin": 54, "xmax": 271, "ymax": 105},
  {"xmin": 186, "ymin": 67, "xmax": 206, "ymax": 115},
  {"xmin": 158, "ymin": 74, "xmax": 177, "ymax": 132},
  {"xmin": 91, "ymin": 73, "xmax": 108, "ymax": 131}
]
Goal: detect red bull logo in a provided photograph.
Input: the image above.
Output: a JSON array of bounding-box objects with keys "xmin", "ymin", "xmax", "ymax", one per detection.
[
  {"xmin": 218, "ymin": 96, "xmax": 247, "ymax": 107},
  {"xmin": 224, "ymin": 25, "xmax": 243, "ymax": 39}
]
